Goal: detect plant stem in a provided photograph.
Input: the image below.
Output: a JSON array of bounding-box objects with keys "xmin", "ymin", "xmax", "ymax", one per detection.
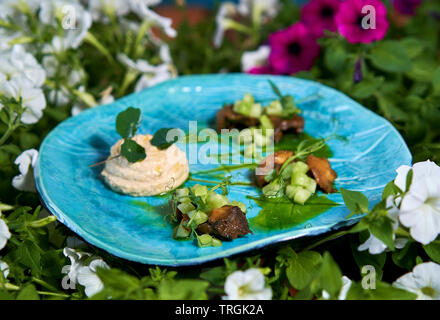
[{"xmin": 302, "ymin": 230, "xmax": 349, "ymax": 252}]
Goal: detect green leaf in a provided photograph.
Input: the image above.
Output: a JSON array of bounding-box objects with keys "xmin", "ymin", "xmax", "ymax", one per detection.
[
  {"xmin": 318, "ymin": 252, "xmax": 342, "ymax": 299},
  {"xmin": 268, "ymin": 80, "xmax": 282, "ymax": 98},
  {"xmin": 400, "ymin": 38, "xmax": 425, "ymax": 59},
  {"xmin": 157, "ymin": 279, "xmax": 209, "ymax": 300},
  {"xmin": 116, "ymin": 107, "xmax": 141, "ymax": 139},
  {"xmin": 393, "ymin": 241, "xmax": 418, "ymax": 270},
  {"xmin": 150, "ymin": 128, "xmax": 179, "ymax": 150},
  {"xmin": 382, "ymin": 181, "xmax": 402, "ymax": 200},
  {"xmin": 120, "ymin": 139, "xmax": 146, "ymax": 163},
  {"xmin": 346, "ymin": 281, "xmax": 417, "ymax": 300},
  {"xmin": 405, "ymin": 58, "xmax": 437, "ymax": 82},
  {"xmin": 368, "ymin": 215, "xmax": 395, "ymax": 251},
  {"xmin": 423, "ymin": 242, "xmax": 440, "ymax": 264},
  {"xmin": 285, "ymin": 250, "xmax": 322, "ymax": 290},
  {"xmin": 324, "ymin": 43, "xmax": 348, "ymax": 73},
  {"xmin": 376, "ymin": 94, "xmax": 408, "ymax": 122},
  {"xmin": 16, "ymin": 240, "xmax": 41, "ymax": 275},
  {"xmin": 369, "ymin": 41, "xmax": 412, "ymax": 73},
  {"xmin": 352, "ymin": 76, "xmax": 384, "ymax": 99},
  {"xmin": 432, "ymin": 67, "xmax": 440, "ymax": 96},
  {"xmin": 199, "ymin": 266, "xmax": 226, "ymax": 286},
  {"xmin": 351, "ymin": 239, "xmax": 386, "ymax": 280},
  {"xmin": 249, "ymin": 194, "xmax": 339, "ymax": 230},
  {"xmin": 340, "ymin": 188, "xmax": 369, "ymax": 215},
  {"xmin": 94, "ymin": 268, "xmax": 142, "ymax": 299},
  {"xmin": 16, "ymin": 284, "xmax": 40, "ymax": 300}
]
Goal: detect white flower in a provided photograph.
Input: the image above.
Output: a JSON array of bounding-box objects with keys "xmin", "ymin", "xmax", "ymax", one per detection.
[
  {"xmin": 11, "ymin": 149, "xmax": 39, "ymax": 192},
  {"xmin": 213, "ymin": 2, "xmax": 237, "ymax": 48},
  {"xmin": 88, "ymin": 0, "xmax": 130, "ymax": 21},
  {"xmin": 129, "ymin": 0, "xmax": 176, "ymax": 38},
  {"xmin": 0, "ymin": 29, "xmax": 23, "ymax": 51},
  {"xmin": 0, "ymin": 213, "xmax": 11, "ymax": 251},
  {"xmin": 0, "ymin": 45, "xmax": 46, "ymax": 87},
  {"xmin": 134, "ymin": 66, "xmax": 172, "ymax": 92},
  {"xmin": 394, "ymin": 160, "xmax": 440, "ymax": 192},
  {"xmin": 117, "ymin": 53, "xmax": 174, "ymax": 92},
  {"xmin": 39, "ymin": 0, "xmax": 92, "ymax": 49},
  {"xmin": 358, "ymin": 196, "xmax": 408, "ymax": 254},
  {"xmin": 0, "ymin": 260, "xmax": 9, "ymax": 279},
  {"xmin": 237, "ymin": 0, "xmax": 280, "ymax": 19},
  {"xmin": 393, "ymin": 262, "xmax": 440, "ymax": 300},
  {"xmin": 223, "ymin": 268, "xmax": 272, "ymax": 300},
  {"xmin": 63, "ymin": 247, "xmax": 91, "ymax": 285},
  {"xmin": 322, "ymin": 276, "xmax": 352, "ymax": 300},
  {"xmin": 241, "ymin": 45, "xmax": 270, "ymax": 72},
  {"xmin": 395, "ymin": 160, "xmax": 440, "ymax": 245},
  {"xmin": 0, "ymin": 77, "xmax": 46, "ymax": 124},
  {"xmin": 77, "ymin": 259, "xmax": 109, "ymax": 297}
]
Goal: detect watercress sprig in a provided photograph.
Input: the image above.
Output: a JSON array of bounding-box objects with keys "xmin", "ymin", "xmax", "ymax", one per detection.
[
  {"xmin": 115, "ymin": 107, "xmax": 146, "ymax": 163},
  {"xmin": 268, "ymin": 80, "xmax": 301, "ymax": 118}
]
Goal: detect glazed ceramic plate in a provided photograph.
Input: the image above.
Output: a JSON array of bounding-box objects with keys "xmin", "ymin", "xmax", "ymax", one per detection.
[{"xmin": 35, "ymin": 74, "xmax": 411, "ymax": 266}]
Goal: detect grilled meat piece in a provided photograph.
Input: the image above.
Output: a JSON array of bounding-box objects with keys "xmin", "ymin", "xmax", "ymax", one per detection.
[
  {"xmin": 269, "ymin": 115, "xmax": 304, "ymax": 143},
  {"xmin": 209, "ymin": 205, "xmax": 251, "ymax": 240},
  {"xmin": 197, "ymin": 205, "xmax": 251, "ymax": 240},
  {"xmin": 215, "ymin": 106, "xmax": 304, "ymax": 143},
  {"xmin": 306, "ymin": 155, "xmax": 337, "ymax": 193},
  {"xmin": 255, "ymin": 150, "xmax": 295, "ymax": 187},
  {"xmin": 216, "ymin": 105, "xmax": 259, "ymax": 132}
]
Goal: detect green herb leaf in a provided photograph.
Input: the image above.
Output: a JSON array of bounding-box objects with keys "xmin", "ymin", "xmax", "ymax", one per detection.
[
  {"xmin": 121, "ymin": 139, "xmax": 146, "ymax": 162},
  {"xmin": 367, "ymin": 214, "xmax": 395, "ymax": 251},
  {"xmin": 285, "ymin": 250, "xmax": 322, "ymax": 290},
  {"xmin": 268, "ymin": 80, "xmax": 283, "ymax": 98},
  {"xmin": 340, "ymin": 188, "xmax": 369, "ymax": 216},
  {"xmin": 150, "ymin": 128, "xmax": 179, "ymax": 150},
  {"xmin": 369, "ymin": 41, "xmax": 412, "ymax": 73},
  {"xmin": 318, "ymin": 252, "xmax": 342, "ymax": 299},
  {"xmin": 116, "ymin": 107, "xmax": 141, "ymax": 139},
  {"xmin": 346, "ymin": 281, "xmax": 417, "ymax": 300},
  {"xmin": 423, "ymin": 242, "xmax": 440, "ymax": 264}
]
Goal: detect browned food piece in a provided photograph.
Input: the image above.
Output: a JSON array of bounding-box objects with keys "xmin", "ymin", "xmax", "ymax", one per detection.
[
  {"xmin": 197, "ymin": 222, "xmax": 213, "ymax": 235},
  {"xmin": 269, "ymin": 115, "xmax": 305, "ymax": 143},
  {"xmin": 255, "ymin": 150, "xmax": 294, "ymax": 187},
  {"xmin": 216, "ymin": 105, "xmax": 259, "ymax": 132},
  {"xmin": 204, "ymin": 205, "xmax": 251, "ymax": 240},
  {"xmin": 306, "ymin": 155, "xmax": 337, "ymax": 193}
]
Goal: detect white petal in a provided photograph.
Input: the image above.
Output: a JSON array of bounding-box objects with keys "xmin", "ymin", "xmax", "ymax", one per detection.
[
  {"xmin": 0, "ymin": 260, "xmax": 9, "ymax": 279},
  {"xmin": 241, "ymin": 45, "xmax": 270, "ymax": 72},
  {"xmin": 394, "ymin": 165, "xmax": 411, "ymax": 191},
  {"xmin": 0, "ymin": 219, "xmax": 11, "ymax": 250},
  {"xmin": 358, "ymin": 233, "xmax": 387, "ymax": 254},
  {"xmin": 12, "ymin": 149, "xmax": 39, "ymax": 192},
  {"xmin": 339, "ymin": 276, "xmax": 352, "ymax": 300}
]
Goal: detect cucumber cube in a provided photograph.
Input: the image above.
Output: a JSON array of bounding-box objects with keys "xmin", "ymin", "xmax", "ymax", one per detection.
[{"xmin": 265, "ymin": 100, "xmax": 283, "ymax": 116}]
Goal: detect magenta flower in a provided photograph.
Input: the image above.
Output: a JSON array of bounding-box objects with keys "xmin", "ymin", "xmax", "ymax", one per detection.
[
  {"xmin": 335, "ymin": 0, "xmax": 389, "ymax": 44},
  {"xmin": 392, "ymin": 0, "xmax": 422, "ymax": 15},
  {"xmin": 268, "ymin": 23, "xmax": 320, "ymax": 75},
  {"xmin": 301, "ymin": 0, "xmax": 341, "ymax": 37},
  {"xmin": 248, "ymin": 65, "xmax": 275, "ymax": 75}
]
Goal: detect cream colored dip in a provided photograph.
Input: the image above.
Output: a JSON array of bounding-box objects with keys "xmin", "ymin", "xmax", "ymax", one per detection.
[{"xmin": 102, "ymin": 134, "xmax": 189, "ymax": 196}]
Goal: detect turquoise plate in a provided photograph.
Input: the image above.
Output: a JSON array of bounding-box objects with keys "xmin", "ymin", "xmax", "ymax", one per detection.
[{"xmin": 34, "ymin": 74, "xmax": 411, "ymax": 266}]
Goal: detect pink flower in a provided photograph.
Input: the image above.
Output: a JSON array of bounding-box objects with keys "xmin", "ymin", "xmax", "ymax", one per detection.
[
  {"xmin": 268, "ymin": 23, "xmax": 320, "ymax": 75},
  {"xmin": 335, "ymin": 0, "xmax": 389, "ymax": 44},
  {"xmin": 248, "ymin": 65, "xmax": 275, "ymax": 75},
  {"xmin": 392, "ymin": 0, "xmax": 422, "ymax": 16},
  {"xmin": 301, "ymin": 0, "xmax": 341, "ymax": 37}
]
